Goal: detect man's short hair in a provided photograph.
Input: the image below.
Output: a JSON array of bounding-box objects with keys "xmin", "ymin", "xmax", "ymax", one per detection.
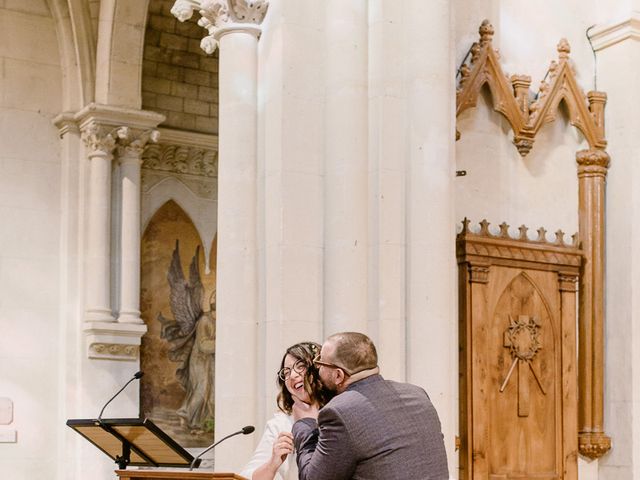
[{"xmin": 327, "ymin": 332, "xmax": 378, "ymax": 373}]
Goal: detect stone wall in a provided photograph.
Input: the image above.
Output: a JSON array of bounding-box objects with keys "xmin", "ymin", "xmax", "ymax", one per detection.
[
  {"xmin": 0, "ymin": 1, "xmax": 63, "ymax": 478},
  {"xmin": 142, "ymin": 0, "xmax": 218, "ymax": 134}
]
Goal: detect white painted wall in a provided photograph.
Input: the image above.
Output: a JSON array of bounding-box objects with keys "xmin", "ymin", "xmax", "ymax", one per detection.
[
  {"xmin": 0, "ymin": 2, "xmax": 63, "ymax": 478},
  {"xmin": 595, "ymin": 21, "xmax": 640, "ymax": 479}
]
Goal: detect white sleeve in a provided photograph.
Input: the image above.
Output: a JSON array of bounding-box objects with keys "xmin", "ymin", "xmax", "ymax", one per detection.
[{"xmin": 238, "ymin": 416, "xmax": 289, "ymax": 480}]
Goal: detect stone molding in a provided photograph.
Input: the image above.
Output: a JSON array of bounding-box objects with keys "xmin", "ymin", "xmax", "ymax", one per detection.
[
  {"xmin": 83, "ymin": 322, "xmax": 147, "ymax": 361},
  {"xmin": 142, "ymin": 143, "xmax": 217, "ymax": 177},
  {"xmin": 52, "ymin": 112, "xmax": 80, "ymax": 137},
  {"xmin": 54, "ymin": 104, "xmax": 166, "ymax": 157},
  {"xmin": 171, "ymin": 0, "xmax": 269, "ymax": 53},
  {"xmin": 142, "ymin": 127, "xmax": 218, "ymax": 200},
  {"xmin": 589, "ymin": 12, "xmax": 640, "ymax": 52}
]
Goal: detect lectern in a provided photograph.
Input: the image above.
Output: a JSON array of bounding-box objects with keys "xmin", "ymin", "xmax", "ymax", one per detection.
[
  {"xmin": 67, "ymin": 417, "xmax": 200, "ymax": 469},
  {"xmin": 67, "ymin": 418, "xmax": 248, "ymax": 480}
]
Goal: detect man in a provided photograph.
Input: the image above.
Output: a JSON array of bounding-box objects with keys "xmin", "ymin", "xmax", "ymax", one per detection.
[{"xmin": 291, "ymin": 332, "xmax": 449, "ymax": 480}]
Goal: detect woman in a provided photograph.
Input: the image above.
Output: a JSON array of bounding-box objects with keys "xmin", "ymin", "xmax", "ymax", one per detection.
[{"xmin": 240, "ymin": 342, "xmax": 332, "ymax": 480}]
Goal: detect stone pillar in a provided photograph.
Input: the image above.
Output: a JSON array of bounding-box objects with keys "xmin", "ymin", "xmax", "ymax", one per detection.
[
  {"xmin": 80, "ymin": 121, "xmax": 117, "ymax": 323},
  {"xmin": 323, "ymin": 0, "xmax": 369, "ymax": 335},
  {"xmin": 256, "ymin": 0, "xmax": 325, "ymax": 427},
  {"xmin": 172, "ymin": 0, "xmax": 268, "ymax": 470},
  {"xmin": 116, "ymin": 128, "xmax": 159, "ymax": 324},
  {"xmin": 576, "ymin": 148, "xmax": 612, "ymax": 459},
  {"xmin": 72, "ymin": 104, "xmax": 163, "ymax": 360},
  {"xmin": 404, "ymin": 0, "xmax": 457, "ymax": 472},
  {"xmin": 368, "ymin": 0, "xmax": 407, "ymax": 380}
]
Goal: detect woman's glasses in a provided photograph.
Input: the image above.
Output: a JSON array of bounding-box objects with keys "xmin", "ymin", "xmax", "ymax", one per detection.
[{"xmin": 278, "ymin": 359, "xmax": 307, "ymax": 381}]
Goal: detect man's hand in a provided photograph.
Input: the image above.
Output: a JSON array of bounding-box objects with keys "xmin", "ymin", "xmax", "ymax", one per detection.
[{"xmin": 292, "ymin": 399, "xmax": 319, "ymax": 422}]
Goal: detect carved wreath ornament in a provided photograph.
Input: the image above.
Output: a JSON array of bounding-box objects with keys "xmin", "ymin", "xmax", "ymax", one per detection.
[
  {"xmin": 500, "ymin": 315, "xmax": 546, "ymax": 396},
  {"xmin": 505, "ymin": 315, "xmax": 541, "ymax": 361}
]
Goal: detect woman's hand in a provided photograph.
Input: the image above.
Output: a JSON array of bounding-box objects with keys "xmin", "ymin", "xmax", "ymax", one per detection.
[
  {"xmin": 250, "ymin": 431, "xmax": 294, "ymax": 480},
  {"xmin": 269, "ymin": 431, "xmax": 294, "ymax": 467}
]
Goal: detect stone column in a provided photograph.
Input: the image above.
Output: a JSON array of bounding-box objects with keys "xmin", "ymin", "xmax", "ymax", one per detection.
[
  {"xmin": 404, "ymin": 0, "xmax": 457, "ymax": 471},
  {"xmin": 172, "ymin": 0, "xmax": 268, "ymax": 470},
  {"xmin": 116, "ymin": 128, "xmax": 159, "ymax": 324},
  {"xmin": 368, "ymin": 0, "xmax": 407, "ymax": 380},
  {"xmin": 323, "ymin": 0, "xmax": 369, "ymax": 335},
  {"xmin": 73, "ymin": 104, "xmax": 163, "ymax": 360},
  {"xmin": 80, "ymin": 121, "xmax": 117, "ymax": 323}
]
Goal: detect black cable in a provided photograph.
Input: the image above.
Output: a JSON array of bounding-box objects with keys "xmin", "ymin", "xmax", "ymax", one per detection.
[{"xmin": 586, "ymin": 24, "xmax": 598, "ymax": 91}]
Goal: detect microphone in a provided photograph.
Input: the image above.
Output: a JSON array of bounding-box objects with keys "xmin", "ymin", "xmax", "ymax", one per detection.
[
  {"xmin": 190, "ymin": 425, "xmax": 255, "ymax": 470},
  {"xmin": 98, "ymin": 371, "xmax": 144, "ymax": 422}
]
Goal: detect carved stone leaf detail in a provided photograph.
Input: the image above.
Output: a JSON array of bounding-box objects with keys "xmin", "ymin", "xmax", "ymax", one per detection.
[
  {"xmin": 80, "ymin": 122, "xmax": 117, "ymax": 154},
  {"xmin": 142, "ymin": 143, "xmax": 218, "ymax": 178}
]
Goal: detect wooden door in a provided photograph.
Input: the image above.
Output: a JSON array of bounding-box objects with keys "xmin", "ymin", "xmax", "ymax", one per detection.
[{"xmin": 457, "ymin": 221, "xmax": 581, "ymax": 480}]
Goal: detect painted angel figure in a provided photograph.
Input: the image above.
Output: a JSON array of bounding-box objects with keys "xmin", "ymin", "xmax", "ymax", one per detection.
[{"xmin": 158, "ymin": 240, "xmax": 215, "ymax": 433}]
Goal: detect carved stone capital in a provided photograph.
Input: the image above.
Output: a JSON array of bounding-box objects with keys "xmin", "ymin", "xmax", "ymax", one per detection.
[
  {"xmin": 171, "ymin": 0, "xmax": 269, "ymax": 54},
  {"xmin": 576, "ymin": 149, "xmax": 610, "ymax": 178},
  {"xmin": 578, "ymin": 432, "xmax": 612, "ymax": 459},
  {"xmin": 80, "ymin": 122, "xmax": 118, "ymax": 156},
  {"xmin": 116, "ymin": 127, "xmax": 161, "ymax": 160}
]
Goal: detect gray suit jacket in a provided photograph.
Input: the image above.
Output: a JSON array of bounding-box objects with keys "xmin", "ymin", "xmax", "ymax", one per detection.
[{"xmin": 292, "ymin": 375, "xmax": 448, "ymax": 480}]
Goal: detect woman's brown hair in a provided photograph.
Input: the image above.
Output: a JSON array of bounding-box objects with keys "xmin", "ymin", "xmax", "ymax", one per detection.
[{"xmin": 276, "ymin": 342, "xmax": 333, "ymax": 414}]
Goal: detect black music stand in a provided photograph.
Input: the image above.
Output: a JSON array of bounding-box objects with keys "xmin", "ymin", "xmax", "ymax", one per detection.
[{"xmin": 66, "ymin": 418, "xmax": 200, "ymax": 470}]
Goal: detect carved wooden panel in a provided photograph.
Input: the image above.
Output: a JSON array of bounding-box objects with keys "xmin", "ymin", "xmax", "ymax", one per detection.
[
  {"xmin": 456, "ymin": 20, "xmax": 612, "ymax": 459},
  {"xmin": 457, "ymin": 220, "xmax": 581, "ymax": 480}
]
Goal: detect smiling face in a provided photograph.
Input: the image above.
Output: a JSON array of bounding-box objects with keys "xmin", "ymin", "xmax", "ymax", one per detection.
[{"xmin": 283, "ymin": 353, "xmax": 311, "ymax": 403}]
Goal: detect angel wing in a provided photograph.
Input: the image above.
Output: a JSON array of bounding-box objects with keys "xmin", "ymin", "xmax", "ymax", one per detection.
[{"xmin": 167, "ymin": 240, "xmax": 204, "ymax": 335}]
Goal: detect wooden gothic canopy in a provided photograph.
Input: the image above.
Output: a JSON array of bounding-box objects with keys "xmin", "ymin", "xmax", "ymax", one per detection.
[
  {"xmin": 455, "ymin": 20, "xmax": 612, "ymax": 460},
  {"xmin": 456, "ymin": 20, "xmax": 606, "ymax": 157}
]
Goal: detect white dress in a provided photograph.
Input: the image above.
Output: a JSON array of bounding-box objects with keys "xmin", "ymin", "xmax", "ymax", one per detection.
[{"xmin": 239, "ymin": 412, "xmax": 298, "ymax": 480}]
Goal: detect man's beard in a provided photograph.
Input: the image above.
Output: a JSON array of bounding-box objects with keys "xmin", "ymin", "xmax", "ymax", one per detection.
[{"xmin": 320, "ymin": 374, "xmax": 339, "ymax": 393}]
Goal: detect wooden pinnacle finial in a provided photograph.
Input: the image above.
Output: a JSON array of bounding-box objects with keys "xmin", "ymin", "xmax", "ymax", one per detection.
[
  {"xmin": 479, "ymin": 20, "xmax": 494, "ymax": 45},
  {"xmin": 557, "ymin": 38, "xmax": 571, "ymax": 60}
]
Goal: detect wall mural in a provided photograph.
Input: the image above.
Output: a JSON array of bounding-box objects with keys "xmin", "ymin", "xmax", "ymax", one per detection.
[{"xmin": 140, "ymin": 200, "xmax": 217, "ymax": 448}]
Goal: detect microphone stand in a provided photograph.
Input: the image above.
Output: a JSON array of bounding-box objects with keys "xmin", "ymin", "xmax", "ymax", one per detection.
[
  {"xmin": 98, "ymin": 371, "xmax": 144, "ymax": 422},
  {"xmin": 190, "ymin": 426, "xmax": 255, "ymax": 470}
]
